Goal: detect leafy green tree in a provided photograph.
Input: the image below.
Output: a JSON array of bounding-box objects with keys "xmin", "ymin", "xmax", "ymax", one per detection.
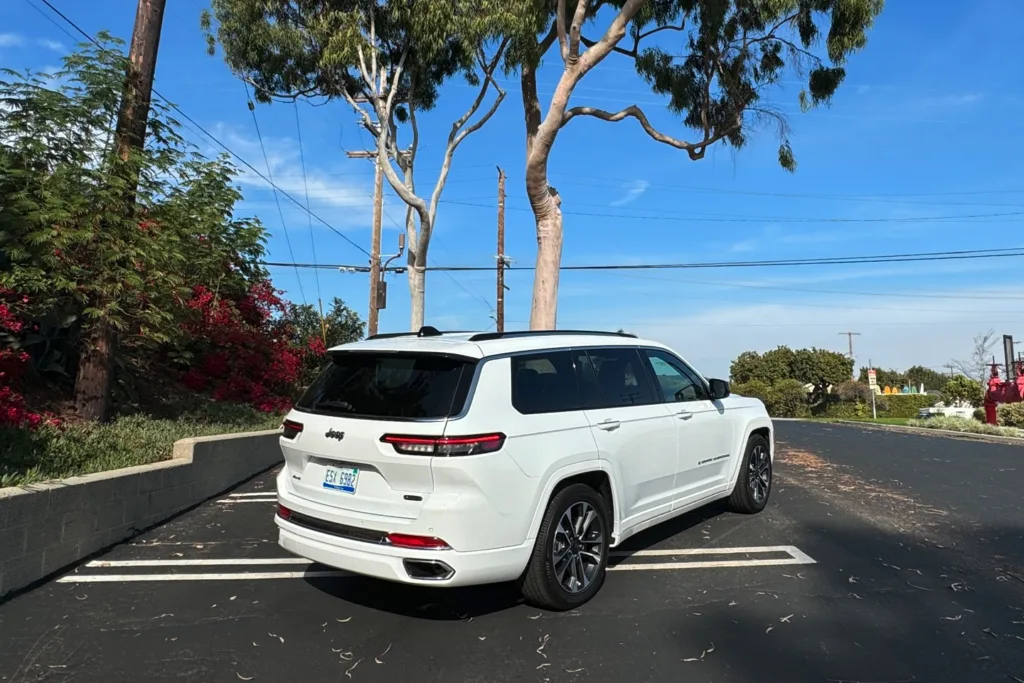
[
  {"xmin": 511, "ymin": 0, "xmax": 884, "ymax": 328},
  {"xmin": 729, "ymin": 346, "xmax": 796, "ymax": 385},
  {"xmin": 287, "ymin": 298, "xmax": 366, "ymax": 387},
  {"xmin": 858, "ymin": 366, "xmax": 906, "ymax": 388},
  {"xmin": 0, "ymin": 37, "xmax": 270, "ymax": 418},
  {"xmin": 906, "ymin": 365, "xmax": 947, "ymax": 392},
  {"xmin": 943, "ymin": 375, "xmax": 984, "ymax": 407},
  {"xmin": 203, "ymin": 0, "xmax": 532, "ymax": 329},
  {"xmin": 770, "ymin": 378, "xmax": 810, "ymax": 418},
  {"xmin": 791, "ymin": 348, "xmax": 854, "ymax": 400}
]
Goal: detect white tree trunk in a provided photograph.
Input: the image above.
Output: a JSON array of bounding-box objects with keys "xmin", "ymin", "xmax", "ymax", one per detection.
[
  {"xmin": 408, "ymin": 263, "xmax": 426, "ymax": 330},
  {"xmin": 529, "ymin": 212, "xmax": 563, "ymax": 329}
]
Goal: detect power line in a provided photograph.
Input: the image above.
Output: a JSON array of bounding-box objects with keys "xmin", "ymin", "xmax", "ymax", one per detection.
[
  {"xmin": 293, "ymin": 101, "xmax": 323, "ymax": 312},
  {"xmin": 243, "ymin": 82, "xmax": 305, "ymax": 305},
  {"xmin": 441, "ymin": 199, "xmax": 1024, "ymax": 224},
  {"xmin": 32, "ymin": 0, "xmax": 371, "ymax": 260},
  {"xmin": 264, "ymin": 246, "xmax": 1024, "ymax": 275}
]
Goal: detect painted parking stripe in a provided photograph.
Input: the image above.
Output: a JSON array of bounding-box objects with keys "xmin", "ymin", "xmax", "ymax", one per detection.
[
  {"xmin": 227, "ymin": 492, "xmax": 278, "ymax": 498},
  {"xmin": 87, "ymin": 558, "xmax": 310, "ymax": 568},
  {"xmin": 216, "ymin": 498, "xmax": 277, "ymax": 504},
  {"xmin": 58, "ymin": 545, "xmax": 815, "ymax": 583}
]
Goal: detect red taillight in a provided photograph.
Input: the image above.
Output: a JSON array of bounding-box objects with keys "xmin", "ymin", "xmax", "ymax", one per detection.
[
  {"xmin": 380, "ymin": 432, "xmax": 506, "ymax": 456},
  {"xmin": 277, "ymin": 504, "xmax": 292, "ymax": 520},
  {"xmin": 386, "ymin": 533, "xmax": 450, "ymax": 550},
  {"xmin": 282, "ymin": 420, "xmax": 303, "ymax": 439}
]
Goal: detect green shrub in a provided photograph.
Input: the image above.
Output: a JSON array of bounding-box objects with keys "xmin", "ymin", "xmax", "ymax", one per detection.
[
  {"xmin": 768, "ymin": 379, "xmax": 810, "ymax": 418},
  {"xmin": 997, "ymin": 402, "xmax": 1024, "ymax": 428},
  {"xmin": 907, "ymin": 416, "xmax": 1021, "ymax": 437},
  {"xmin": 943, "ymin": 376, "xmax": 984, "ymax": 407},
  {"xmin": 0, "ymin": 405, "xmax": 282, "ymax": 487},
  {"xmin": 835, "ymin": 381, "xmax": 872, "ymax": 403},
  {"xmin": 973, "ymin": 407, "xmax": 987, "ymax": 422},
  {"xmin": 732, "ymin": 379, "xmax": 772, "ymax": 405},
  {"xmin": 875, "ymin": 394, "xmax": 938, "ymax": 418},
  {"xmin": 821, "ymin": 400, "xmax": 869, "ymax": 419}
]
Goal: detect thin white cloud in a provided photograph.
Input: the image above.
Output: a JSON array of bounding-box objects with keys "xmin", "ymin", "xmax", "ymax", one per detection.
[
  {"xmin": 730, "ymin": 239, "xmax": 758, "ymax": 253},
  {"xmin": 609, "ymin": 179, "xmax": 649, "ymax": 207},
  {"xmin": 209, "ymin": 124, "xmax": 375, "ymax": 229},
  {"xmin": 918, "ymin": 93, "xmax": 983, "ymax": 108},
  {"xmin": 0, "ymin": 33, "xmax": 25, "ymax": 48},
  {"xmin": 37, "ymin": 38, "xmax": 64, "ymax": 52}
]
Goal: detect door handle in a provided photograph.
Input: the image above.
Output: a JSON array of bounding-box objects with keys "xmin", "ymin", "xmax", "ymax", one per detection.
[
  {"xmin": 675, "ymin": 409, "xmax": 693, "ymax": 420},
  {"xmin": 596, "ymin": 418, "xmax": 620, "ymax": 431}
]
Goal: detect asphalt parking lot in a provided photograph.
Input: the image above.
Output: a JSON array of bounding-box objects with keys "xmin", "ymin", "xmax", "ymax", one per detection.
[{"xmin": 2, "ymin": 421, "xmax": 1023, "ymax": 683}]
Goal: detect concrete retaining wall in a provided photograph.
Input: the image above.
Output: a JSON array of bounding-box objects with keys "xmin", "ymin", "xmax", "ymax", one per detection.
[{"xmin": 0, "ymin": 429, "xmax": 282, "ymax": 597}]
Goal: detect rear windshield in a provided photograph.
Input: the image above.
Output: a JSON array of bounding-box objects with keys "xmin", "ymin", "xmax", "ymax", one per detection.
[{"xmin": 295, "ymin": 352, "xmax": 477, "ymax": 420}]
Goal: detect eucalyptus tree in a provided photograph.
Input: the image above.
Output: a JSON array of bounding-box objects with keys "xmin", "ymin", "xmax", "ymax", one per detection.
[
  {"xmin": 204, "ymin": 0, "xmax": 531, "ymax": 328},
  {"xmin": 509, "ymin": 0, "xmax": 884, "ymax": 328}
]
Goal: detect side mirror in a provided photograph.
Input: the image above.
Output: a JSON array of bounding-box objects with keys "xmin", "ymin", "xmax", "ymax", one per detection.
[{"xmin": 709, "ymin": 378, "xmax": 730, "ymax": 400}]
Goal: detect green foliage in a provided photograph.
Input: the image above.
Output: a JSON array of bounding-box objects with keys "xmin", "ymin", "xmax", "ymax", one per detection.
[
  {"xmin": 0, "ymin": 37, "xmax": 269, "ymax": 393},
  {"xmin": 907, "ymin": 416, "xmax": 1021, "ymax": 438},
  {"xmin": 835, "ymin": 380, "xmax": 872, "ymax": 403},
  {"xmin": 0, "ymin": 404, "xmax": 280, "ymax": 487},
  {"xmin": 858, "ymin": 366, "xmax": 906, "ymax": 388},
  {"xmin": 204, "ymin": 0, "xmax": 530, "ymax": 109},
  {"xmin": 943, "ymin": 375, "xmax": 984, "ymax": 407},
  {"xmin": 906, "ymin": 365, "xmax": 948, "ymax": 391},
  {"xmin": 997, "ymin": 402, "xmax": 1024, "ymax": 429},
  {"xmin": 730, "ymin": 346, "xmax": 852, "ymax": 401},
  {"xmin": 973, "ymin": 407, "xmax": 987, "ymax": 422},
  {"xmin": 822, "ymin": 400, "xmax": 871, "ymax": 419},
  {"xmin": 733, "ymin": 378, "xmax": 808, "ymax": 418},
  {"xmin": 770, "ymin": 379, "xmax": 811, "ymax": 418},
  {"xmin": 583, "ymin": 0, "xmax": 885, "ymax": 169},
  {"xmin": 875, "ymin": 394, "xmax": 938, "ymax": 418}
]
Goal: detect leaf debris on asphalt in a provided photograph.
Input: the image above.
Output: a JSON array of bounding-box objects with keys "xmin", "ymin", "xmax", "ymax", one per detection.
[
  {"xmin": 375, "ymin": 643, "xmax": 392, "ymax": 664},
  {"xmin": 345, "ymin": 659, "xmax": 361, "ymax": 678},
  {"xmin": 537, "ymin": 634, "xmax": 550, "ymax": 658},
  {"xmin": 780, "ymin": 614, "xmax": 794, "ymax": 623},
  {"xmin": 766, "ymin": 626, "xmax": 774, "ymax": 634},
  {"xmin": 528, "ymin": 613, "xmax": 543, "ymax": 620},
  {"xmin": 236, "ymin": 674, "xmax": 253, "ymax": 681},
  {"xmin": 564, "ymin": 667, "xmax": 585, "ymax": 673},
  {"xmin": 536, "ymin": 663, "xmax": 550, "ymax": 670},
  {"xmin": 268, "ymin": 632, "xmax": 284, "ymax": 643},
  {"xmin": 336, "ymin": 617, "xmax": 352, "ymax": 623},
  {"xmin": 683, "ymin": 642, "xmax": 715, "ymax": 662}
]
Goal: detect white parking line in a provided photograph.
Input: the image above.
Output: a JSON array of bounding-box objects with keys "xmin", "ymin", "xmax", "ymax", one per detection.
[
  {"xmin": 57, "ymin": 545, "xmax": 815, "ymax": 583},
  {"xmin": 87, "ymin": 558, "xmax": 310, "ymax": 567},
  {"xmin": 227, "ymin": 492, "xmax": 278, "ymax": 498},
  {"xmin": 216, "ymin": 498, "xmax": 277, "ymax": 504}
]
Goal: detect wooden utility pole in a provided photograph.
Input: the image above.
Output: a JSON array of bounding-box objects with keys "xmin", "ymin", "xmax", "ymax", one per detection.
[
  {"xmin": 838, "ymin": 331, "xmax": 861, "ymax": 380},
  {"xmin": 75, "ymin": 0, "xmax": 166, "ymax": 422},
  {"xmin": 496, "ymin": 166, "xmax": 506, "ymax": 333},
  {"xmin": 346, "ymin": 150, "xmax": 384, "ymax": 336}
]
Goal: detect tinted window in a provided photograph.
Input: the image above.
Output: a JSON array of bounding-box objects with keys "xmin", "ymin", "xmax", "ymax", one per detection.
[
  {"xmin": 296, "ymin": 353, "xmax": 476, "ymax": 419},
  {"xmin": 578, "ymin": 347, "xmax": 657, "ymax": 408},
  {"xmin": 511, "ymin": 351, "xmax": 581, "ymax": 414},
  {"xmin": 643, "ymin": 349, "xmax": 708, "ymax": 402}
]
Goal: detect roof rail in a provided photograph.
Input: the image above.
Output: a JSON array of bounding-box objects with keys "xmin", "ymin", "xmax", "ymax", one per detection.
[
  {"xmin": 366, "ymin": 327, "xmax": 473, "ymax": 341},
  {"xmin": 468, "ymin": 330, "xmax": 637, "ymax": 342}
]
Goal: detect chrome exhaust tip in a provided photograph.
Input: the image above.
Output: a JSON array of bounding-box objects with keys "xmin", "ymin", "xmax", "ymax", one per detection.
[{"xmin": 402, "ymin": 559, "xmax": 455, "ymax": 581}]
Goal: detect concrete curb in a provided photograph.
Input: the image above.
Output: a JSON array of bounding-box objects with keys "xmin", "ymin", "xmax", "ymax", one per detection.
[
  {"xmin": 787, "ymin": 419, "xmax": 1024, "ymax": 446},
  {"xmin": 0, "ymin": 429, "xmax": 282, "ymax": 598}
]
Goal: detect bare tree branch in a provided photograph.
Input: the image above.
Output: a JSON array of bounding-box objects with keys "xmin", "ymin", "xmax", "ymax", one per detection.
[
  {"xmin": 556, "ymin": 0, "xmax": 569, "ymax": 63},
  {"xmin": 561, "ymin": 104, "xmax": 739, "ymax": 160},
  {"xmin": 567, "ymin": 0, "xmax": 591, "ymax": 65},
  {"xmin": 429, "ymin": 40, "xmax": 509, "ymax": 226},
  {"xmin": 580, "ymin": 21, "xmax": 685, "ymax": 59}
]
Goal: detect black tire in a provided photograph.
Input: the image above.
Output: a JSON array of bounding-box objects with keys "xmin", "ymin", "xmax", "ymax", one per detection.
[
  {"xmin": 519, "ymin": 483, "xmax": 611, "ymax": 611},
  {"xmin": 727, "ymin": 434, "xmax": 772, "ymax": 514}
]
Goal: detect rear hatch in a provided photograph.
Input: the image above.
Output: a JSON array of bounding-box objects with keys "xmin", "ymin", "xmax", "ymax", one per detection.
[{"xmin": 280, "ymin": 350, "xmax": 478, "ymax": 520}]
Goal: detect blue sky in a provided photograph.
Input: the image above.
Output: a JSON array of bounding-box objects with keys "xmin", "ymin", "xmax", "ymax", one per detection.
[{"xmin": 4, "ymin": 0, "xmax": 1024, "ymax": 377}]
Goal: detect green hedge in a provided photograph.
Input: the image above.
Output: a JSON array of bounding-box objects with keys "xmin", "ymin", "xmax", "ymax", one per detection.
[
  {"xmin": 820, "ymin": 394, "xmax": 937, "ymax": 419},
  {"xmin": 998, "ymin": 402, "xmax": 1024, "ymax": 428}
]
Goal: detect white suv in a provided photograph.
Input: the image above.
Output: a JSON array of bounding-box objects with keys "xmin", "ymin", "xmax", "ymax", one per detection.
[{"xmin": 275, "ymin": 328, "xmax": 773, "ymax": 610}]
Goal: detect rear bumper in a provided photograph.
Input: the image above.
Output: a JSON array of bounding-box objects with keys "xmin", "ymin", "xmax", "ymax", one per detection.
[{"xmin": 276, "ymin": 515, "xmax": 532, "ymax": 587}]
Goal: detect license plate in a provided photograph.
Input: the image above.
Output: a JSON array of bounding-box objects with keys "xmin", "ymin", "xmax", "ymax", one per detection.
[{"xmin": 322, "ymin": 466, "xmax": 359, "ymax": 494}]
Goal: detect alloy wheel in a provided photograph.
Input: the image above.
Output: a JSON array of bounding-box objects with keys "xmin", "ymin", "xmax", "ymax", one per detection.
[{"xmin": 551, "ymin": 501, "xmax": 605, "ymax": 594}]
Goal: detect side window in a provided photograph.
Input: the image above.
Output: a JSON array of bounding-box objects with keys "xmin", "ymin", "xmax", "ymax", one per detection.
[
  {"xmin": 511, "ymin": 351, "xmax": 581, "ymax": 414},
  {"xmin": 642, "ymin": 349, "xmax": 709, "ymax": 403},
  {"xmin": 577, "ymin": 347, "xmax": 657, "ymax": 408}
]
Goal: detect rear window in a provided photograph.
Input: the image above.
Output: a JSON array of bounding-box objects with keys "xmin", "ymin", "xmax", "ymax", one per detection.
[{"xmin": 295, "ymin": 353, "xmax": 477, "ymax": 420}]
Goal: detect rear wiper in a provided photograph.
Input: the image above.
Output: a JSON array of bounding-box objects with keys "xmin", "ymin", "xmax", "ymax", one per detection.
[{"xmin": 315, "ymin": 400, "xmax": 355, "ymax": 412}]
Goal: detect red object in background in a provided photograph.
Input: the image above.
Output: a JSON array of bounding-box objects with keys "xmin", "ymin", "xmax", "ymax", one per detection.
[{"xmin": 984, "ymin": 361, "xmax": 1024, "ymax": 425}]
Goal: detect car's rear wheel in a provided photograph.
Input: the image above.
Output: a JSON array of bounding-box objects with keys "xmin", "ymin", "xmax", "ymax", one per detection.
[
  {"xmin": 727, "ymin": 434, "xmax": 772, "ymax": 514},
  {"xmin": 520, "ymin": 483, "xmax": 610, "ymax": 611}
]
